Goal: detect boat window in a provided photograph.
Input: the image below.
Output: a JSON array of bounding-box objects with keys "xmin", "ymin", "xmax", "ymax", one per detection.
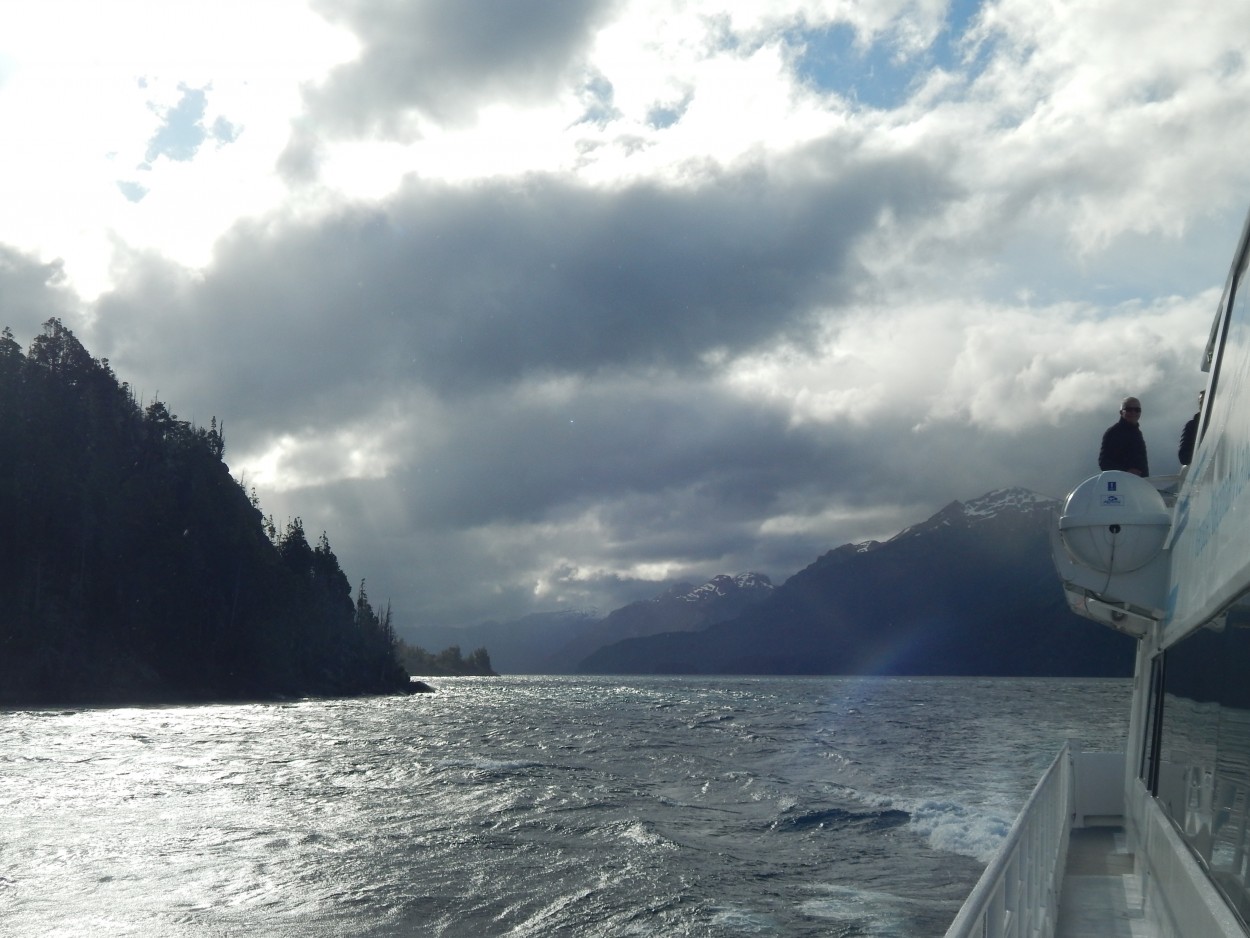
[
  {"xmin": 1149, "ymin": 606, "xmax": 1250, "ymax": 926},
  {"xmin": 1205, "ymin": 232, "xmax": 1250, "ymax": 444},
  {"xmin": 1140, "ymin": 655, "xmax": 1165, "ymax": 791}
]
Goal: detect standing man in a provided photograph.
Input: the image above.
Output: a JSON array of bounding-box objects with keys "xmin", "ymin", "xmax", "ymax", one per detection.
[
  {"xmin": 1178, "ymin": 390, "xmax": 1204, "ymax": 466},
  {"xmin": 1099, "ymin": 396, "xmax": 1149, "ymax": 477}
]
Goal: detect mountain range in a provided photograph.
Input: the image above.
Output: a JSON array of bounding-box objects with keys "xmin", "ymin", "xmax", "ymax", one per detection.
[
  {"xmin": 402, "ymin": 488, "xmax": 1136, "ymax": 677},
  {"xmin": 403, "ymin": 573, "xmax": 776, "ymax": 674}
]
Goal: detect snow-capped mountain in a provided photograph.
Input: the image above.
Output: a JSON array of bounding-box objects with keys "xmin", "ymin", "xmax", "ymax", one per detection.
[
  {"xmin": 960, "ymin": 487, "xmax": 1057, "ymax": 518},
  {"xmin": 579, "ymin": 488, "xmax": 1132, "ymax": 677},
  {"xmin": 403, "ymin": 573, "xmax": 776, "ymax": 674},
  {"xmin": 882, "ymin": 487, "xmax": 1057, "ymax": 546},
  {"xmin": 676, "ymin": 573, "xmax": 775, "ymax": 603},
  {"xmin": 542, "ymin": 572, "xmax": 775, "ymax": 671}
]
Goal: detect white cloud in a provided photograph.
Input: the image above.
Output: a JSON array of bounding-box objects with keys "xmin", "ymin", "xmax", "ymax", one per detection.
[
  {"xmin": 956, "ymin": 0, "xmax": 1250, "ymax": 244},
  {"xmin": 729, "ymin": 289, "xmax": 1214, "ymax": 435},
  {"xmin": 0, "ymin": 0, "xmax": 355, "ymax": 297}
]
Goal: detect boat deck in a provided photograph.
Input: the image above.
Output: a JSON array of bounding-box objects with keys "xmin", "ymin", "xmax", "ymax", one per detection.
[{"xmin": 1056, "ymin": 825, "xmax": 1156, "ymax": 938}]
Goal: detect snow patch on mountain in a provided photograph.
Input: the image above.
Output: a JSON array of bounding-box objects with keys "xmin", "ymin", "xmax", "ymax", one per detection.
[
  {"xmin": 886, "ymin": 488, "xmax": 1056, "ymax": 545},
  {"xmin": 677, "ymin": 573, "xmax": 774, "ymax": 603},
  {"xmin": 961, "ymin": 487, "xmax": 1057, "ymax": 519}
]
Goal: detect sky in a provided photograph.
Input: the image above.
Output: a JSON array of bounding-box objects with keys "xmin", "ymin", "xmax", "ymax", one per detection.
[{"xmin": 3, "ymin": 0, "xmax": 1250, "ymax": 632}]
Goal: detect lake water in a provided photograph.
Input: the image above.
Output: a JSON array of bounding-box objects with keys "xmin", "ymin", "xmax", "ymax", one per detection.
[{"xmin": 0, "ymin": 675, "xmax": 1131, "ymax": 937}]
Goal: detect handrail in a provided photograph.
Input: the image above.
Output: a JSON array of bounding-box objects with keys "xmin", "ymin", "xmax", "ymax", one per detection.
[{"xmin": 943, "ymin": 743, "xmax": 1073, "ymax": 938}]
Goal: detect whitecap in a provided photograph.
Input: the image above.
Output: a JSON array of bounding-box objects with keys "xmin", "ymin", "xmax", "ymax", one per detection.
[{"xmin": 904, "ymin": 798, "xmax": 1013, "ymax": 863}]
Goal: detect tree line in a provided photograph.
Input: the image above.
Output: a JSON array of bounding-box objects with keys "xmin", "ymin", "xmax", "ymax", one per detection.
[
  {"xmin": 397, "ymin": 642, "xmax": 495, "ymax": 676},
  {"xmin": 0, "ymin": 318, "xmax": 417, "ymax": 704}
]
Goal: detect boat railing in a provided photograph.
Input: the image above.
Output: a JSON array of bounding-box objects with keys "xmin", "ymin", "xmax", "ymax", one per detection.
[{"xmin": 943, "ymin": 743, "xmax": 1075, "ymax": 938}]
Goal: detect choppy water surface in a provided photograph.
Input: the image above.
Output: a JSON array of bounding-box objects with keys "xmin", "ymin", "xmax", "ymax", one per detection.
[{"xmin": 0, "ymin": 676, "xmax": 1130, "ymax": 937}]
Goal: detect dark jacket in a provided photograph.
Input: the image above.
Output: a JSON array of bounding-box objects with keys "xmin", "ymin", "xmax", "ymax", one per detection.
[
  {"xmin": 1099, "ymin": 418, "xmax": 1149, "ymax": 476},
  {"xmin": 1178, "ymin": 413, "xmax": 1199, "ymax": 466}
]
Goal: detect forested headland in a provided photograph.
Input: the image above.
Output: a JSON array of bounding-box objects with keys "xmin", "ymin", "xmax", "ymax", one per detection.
[{"xmin": 0, "ymin": 319, "xmax": 416, "ymax": 705}]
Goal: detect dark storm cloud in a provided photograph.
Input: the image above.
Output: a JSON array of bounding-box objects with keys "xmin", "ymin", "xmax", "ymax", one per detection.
[
  {"xmin": 392, "ymin": 377, "xmax": 834, "ymax": 529},
  {"xmin": 295, "ymin": 397, "xmax": 1114, "ymax": 627},
  {"xmin": 0, "ymin": 247, "xmax": 77, "ymax": 338},
  {"xmin": 276, "ymin": 389, "xmax": 926, "ymax": 623},
  {"xmin": 82, "ymin": 141, "xmax": 969, "ymax": 627},
  {"xmin": 305, "ymin": 0, "xmax": 621, "ymax": 134},
  {"xmin": 92, "ymin": 145, "xmax": 954, "ymax": 453}
]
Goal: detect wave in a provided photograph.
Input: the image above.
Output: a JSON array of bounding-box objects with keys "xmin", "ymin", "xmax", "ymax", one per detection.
[
  {"xmin": 905, "ymin": 797, "xmax": 1013, "ymax": 863},
  {"xmin": 826, "ymin": 784, "xmax": 1013, "ymax": 863},
  {"xmin": 798, "ymin": 883, "xmax": 941, "ymax": 937},
  {"xmin": 770, "ymin": 805, "xmax": 911, "ymax": 832}
]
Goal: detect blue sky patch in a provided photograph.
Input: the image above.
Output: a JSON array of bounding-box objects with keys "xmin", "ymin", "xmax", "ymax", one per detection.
[
  {"xmin": 116, "ymin": 180, "xmax": 149, "ymax": 203},
  {"xmin": 146, "ymin": 85, "xmax": 209, "ymax": 162},
  {"xmin": 792, "ymin": 0, "xmax": 989, "ymax": 109},
  {"xmin": 143, "ymin": 84, "xmax": 240, "ymax": 162},
  {"xmin": 211, "ymin": 115, "xmax": 240, "ymax": 145},
  {"xmin": 793, "ymin": 23, "xmax": 915, "ymax": 109},
  {"xmin": 647, "ymin": 94, "xmax": 691, "ymax": 130},
  {"xmin": 575, "ymin": 72, "xmax": 620, "ymax": 128},
  {"xmin": 932, "ymin": 0, "xmax": 988, "ymax": 73}
]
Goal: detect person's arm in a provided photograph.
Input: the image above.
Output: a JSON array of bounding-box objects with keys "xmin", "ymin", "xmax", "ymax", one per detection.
[{"xmin": 1179, "ymin": 417, "xmax": 1197, "ymax": 465}]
